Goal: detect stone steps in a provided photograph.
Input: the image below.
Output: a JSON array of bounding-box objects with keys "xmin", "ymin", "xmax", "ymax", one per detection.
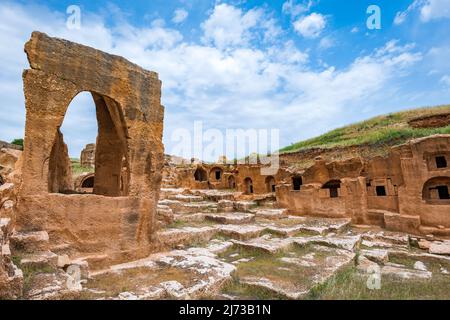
[
  {"xmin": 231, "ymin": 235, "xmax": 294, "ymax": 254},
  {"xmin": 204, "ymin": 213, "xmax": 255, "ymax": 225},
  {"xmin": 294, "ymin": 235, "xmax": 361, "ymax": 251},
  {"xmin": 157, "ymin": 226, "xmax": 218, "ymax": 249},
  {"xmin": 10, "ymin": 231, "xmax": 50, "ymax": 254},
  {"xmin": 217, "ymin": 200, "xmax": 257, "ymax": 213},
  {"xmin": 84, "ymin": 243, "xmax": 236, "ymax": 300},
  {"xmin": 218, "ymin": 225, "xmax": 265, "ymax": 241},
  {"xmin": 159, "ymin": 199, "xmax": 218, "ymax": 214},
  {"xmin": 159, "ymin": 188, "xmax": 187, "ymax": 199},
  {"xmin": 251, "ymin": 208, "xmax": 288, "ymax": 220},
  {"xmin": 167, "ymin": 194, "xmax": 204, "ymax": 203},
  {"xmin": 190, "ymin": 190, "xmax": 236, "ymax": 202}
]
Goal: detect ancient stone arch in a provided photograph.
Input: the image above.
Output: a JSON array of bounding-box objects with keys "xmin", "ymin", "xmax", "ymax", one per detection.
[
  {"xmin": 194, "ymin": 167, "xmax": 208, "ymax": 182},
  {"xmin": 244, "ymin": 177, "xmax": 253, "ymax": 194},
  {"xmin": 228, "ymin": 175, "xmax": 236, "ymax": 189},
  {"xmin": 209, "ymin": 167, "xmax": 223, "ymax": 181},
  {"xmin": 16, "ymin": 32, "xmax": 164, "ymax": 262},
  {"xmin": 422, "ymin": 177, "xmax": 450, "ymax": 203},
  {"xmin": 265, "ymin": 176, "xmax": 276, "ymax": 193},
  {"xmin": 82, "ymin": 176, "xmax": 94, "ymax": 188}
]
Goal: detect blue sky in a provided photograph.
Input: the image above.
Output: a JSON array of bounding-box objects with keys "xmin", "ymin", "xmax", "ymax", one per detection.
[{"xmin": 0, "ymin": 0, "xmax": 449, "ymax": 160}]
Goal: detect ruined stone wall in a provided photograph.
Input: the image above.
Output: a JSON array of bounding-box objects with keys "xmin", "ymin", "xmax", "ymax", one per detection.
[
  {"xmin": 80, "ymin": 143, "xmax": 95, "ymax": 168},
  {"xmin": 171, "ymin": 164, "xmax": 237, "ymax": 190},
  {"xmin": 395, "ymin": 135, "xmax": 450, "ymax": 232},
  {"xmin": 16, "ymin": 32, "xmax": 164, "ymax": 262},
  {"xmin": 277, "ymin": 134, "xmax": 450, "ymax": 235},
  {"xmin": 276, "ymin": 177, "xmax": 367, "ymax": 220},
  {"xmin": 235, "ymin": 165, "xmax": 290, "ymax": 194}
]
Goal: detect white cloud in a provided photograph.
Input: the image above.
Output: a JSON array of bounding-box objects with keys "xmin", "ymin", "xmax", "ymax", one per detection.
[
  {"xmin": 394, "ymin": 0, "xmax": 450, "ymax": 25},
  {"xmin": 351, "ymin": 27, "xmax": 359, "ymax": 33},
  {"xmin": 394, "ymin": 0, "xmax": 424, "ymax": 25},
  {"xmin": 200, "ymin": 3, "xmax": 281, "ymax": 49},
  {"xmin": 282, "ymin": 0, "xmax": 313, "ymax": 17},
  {"xmin": 0, "ymin": 2, "xmax": 427, "ymax": 160},
  {"xmin": 172, "ymin": 8, "xmax": 188, "ymax": 24},
  {"xmin": 201, "ymin": 4, "xmax": 262, "ymax": 48},
  {"xmin": 420, "ymin": 0, "xmax": 450, "ymax": 21},
  {"xmin": 293, "ymin": 13, "xmax": 326, "ymax": 38}
]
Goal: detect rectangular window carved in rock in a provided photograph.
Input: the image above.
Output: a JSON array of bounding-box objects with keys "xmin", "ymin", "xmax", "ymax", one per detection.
[
  {"xmin": 436, "ymin": 156, "xmax": 447, "ymax": 169},
  {"xmin": 376, "ymin": 186, "xmax": 387, "ymax": 196}
]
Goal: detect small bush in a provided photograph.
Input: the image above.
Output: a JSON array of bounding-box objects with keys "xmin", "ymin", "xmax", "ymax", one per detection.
[{"xmin": 11, "ymin": 138, "xmax": 23, "ymax": 147}]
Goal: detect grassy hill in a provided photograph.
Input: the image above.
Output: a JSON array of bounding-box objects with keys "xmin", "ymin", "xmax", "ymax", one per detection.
[{"xmin": 280, "ymin": 105, "xmax": 450, "ymax": 154}]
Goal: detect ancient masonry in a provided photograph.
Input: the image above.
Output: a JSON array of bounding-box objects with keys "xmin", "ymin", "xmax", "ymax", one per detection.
[
  {"xmin": 0, "ymin": 32, "xmax": 449, "ymax": 300},
  {"xmin": 163, "ymin": 135, "xmax": 450, "ymax": 236},
  {"xmin": 80, "ymin": 143, "xmax": 96, "ymax": 168},
  {"xmin": 16, "ymin": 31, "xmax": 165, "ymax": 265}
]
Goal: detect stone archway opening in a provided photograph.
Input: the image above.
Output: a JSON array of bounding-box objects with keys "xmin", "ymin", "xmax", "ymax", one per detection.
[
  {"xmin": 49, "ymin": 91, "xmax": 130, "ymax": 197},
  {"xmin": 81, "ymin": 175, "xmax": 95, "ymax": 188},
  {"xmin": 244, "ymin": 177, "xmax": 253, "ymax": 194},
  {"xmin": 265, "ymin": 176, "xmax": 276, "ymax": 193},
  {"xmin": 194, "ymin": 167, "xmax": 208, "ymax": 182},
  {"xmin": 322, "ymin": 179, "xmax": 341, "ymax": 198},
  {"xmin": 210, "ymin": 167, "xmax": 223, "ymax": 181},
  {"xmin": 228, "ymin": 175, "xmax": 236, "ymax": 189},
  {"xmin": 422, "ymin": 177, "xmax": 450, "ymax": 203}
]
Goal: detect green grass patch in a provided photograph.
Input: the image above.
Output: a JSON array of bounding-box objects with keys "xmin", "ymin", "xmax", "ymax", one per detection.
[
  {"xmin": 219, "ymin": 244, "xmax": 332, "ymax": 299},
  {"xmin": 70, "ymin": 158, "xmax": 94, "ymax": 175},
  {"xmin": 221, "ymin": 275, "xmax": 287, "ymax": 300},
  {"xmin": 307, "ymin": 266, "xmax": 450, "ymax": 300},
  {"xmin": 81, "ymin": 266, "xmax": 193, "ymax": 299},
  {"xmin": 280, "ymin": 105, "xmax": 450, "ymax": 154},
  {"xmin": 14, "ymin": 257, "xmax": 57, "ymax": 294}
]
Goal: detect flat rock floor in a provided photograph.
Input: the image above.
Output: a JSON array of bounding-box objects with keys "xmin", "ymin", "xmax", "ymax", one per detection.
[{"xmin": 20, "ymin": 189, "xmax": 450, "ymax": 300}]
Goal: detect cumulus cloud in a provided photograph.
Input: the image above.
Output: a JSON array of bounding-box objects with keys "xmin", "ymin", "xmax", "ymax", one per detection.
[
  {"xmin": 394, "ymin": 0, "xmax": 450, "ymax": 25},
  {"xmin": 293, "ymin": 13, "xmax": 326, "ymax": 38},
  {"xmin": 282, "ymin": 0, "xmax": 313, "ymax": 17},
  {"xmin": 0, "ymin": 2, "xmax": 426, "ymax": 160},
  {"xmin": 420, "ymin": 0, "xmax": 450, "ymax": 21},
  {"xmin": 201, "ymin": 3, "xmax": 262, "ymax": 48},
  {"xmin": 172, "ymin": 8, "xmax": 188, "ymax": 24}
]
